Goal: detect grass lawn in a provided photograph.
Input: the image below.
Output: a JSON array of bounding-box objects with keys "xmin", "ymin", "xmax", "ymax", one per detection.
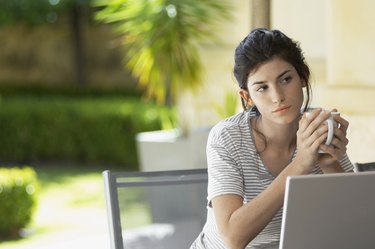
[{"xmin": 0, "ymin": 164, "xmax": 116, "ymax": 249}]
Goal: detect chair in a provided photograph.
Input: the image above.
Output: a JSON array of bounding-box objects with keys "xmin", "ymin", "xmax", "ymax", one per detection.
[
  {"xmin": 353, "ymin": 162, "xmax": 375, "ymax": 172},
  {"xmin": 103, "ymin": 168, "xmax": 208, "ymax": 249}
]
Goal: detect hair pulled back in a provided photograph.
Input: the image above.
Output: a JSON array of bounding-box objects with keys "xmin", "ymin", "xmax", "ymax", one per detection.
[{"xmin": 233, "ymin": 28, "xmax": 311, "ymax": 111}]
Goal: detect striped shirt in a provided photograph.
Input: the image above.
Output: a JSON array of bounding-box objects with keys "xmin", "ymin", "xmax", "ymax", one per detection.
[{"xmin": 190, "ymin": 109, "xmax": 353, "ymax": 249}]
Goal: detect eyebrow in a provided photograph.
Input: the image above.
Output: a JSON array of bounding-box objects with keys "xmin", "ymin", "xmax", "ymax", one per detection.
[{"xmin": 250, "ymin": 70, "xmax": 291, "ymax": 86}]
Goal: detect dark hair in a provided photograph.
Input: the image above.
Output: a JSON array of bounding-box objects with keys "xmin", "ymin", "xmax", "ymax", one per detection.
[{"xmin": 233, "ymin": 28, "xmax": 311, "ymax": 112}]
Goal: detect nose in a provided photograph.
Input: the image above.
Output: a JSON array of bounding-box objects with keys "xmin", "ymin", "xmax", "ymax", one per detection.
[{"xmin": 272, "ymin": 85, "xmax": 285, "ymax": 104}]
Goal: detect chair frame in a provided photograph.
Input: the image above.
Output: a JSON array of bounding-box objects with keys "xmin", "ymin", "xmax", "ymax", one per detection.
[
  {"xmin": 353, "ymin": 162, "xmax": 375, "ymax": 172},
  {"xmin": 103, "ymin": 168, "xmax": 208, "ymax": 249}
]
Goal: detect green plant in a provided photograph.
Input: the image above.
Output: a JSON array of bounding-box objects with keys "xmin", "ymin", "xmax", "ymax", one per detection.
[
  {"xmin": 0, "ymin": 96, "xmax": 176, "ymax": 167},
  {"xmin": 0, "ymin": 167, "xmax": 39, "ymax": 239},
  {"xmin": 213, "ymin": 90, "xmax": 239, "ymax": 119},
  {"xmin": 0, "ymin": 83, "xmax": 141, "ymax": 98},
  {"xmin": 93, "ymin": 0, "xmax": 232, "ymax": 105}
]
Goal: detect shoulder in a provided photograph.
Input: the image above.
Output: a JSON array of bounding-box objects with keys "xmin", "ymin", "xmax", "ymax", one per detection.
[{"xmin": 208, "ymin": 110, "xmax": 255, "ymax": 145}]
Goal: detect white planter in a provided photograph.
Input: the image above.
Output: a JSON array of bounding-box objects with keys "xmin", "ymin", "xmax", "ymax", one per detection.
[{"xmin": 136, "ymin": 127, "xmax": 211, "ymax": 171}]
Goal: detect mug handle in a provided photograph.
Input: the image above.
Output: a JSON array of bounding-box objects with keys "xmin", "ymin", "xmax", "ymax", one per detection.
[{"xmin": 325, "ymin": 117, "xmax": 334, "ymax": 145}]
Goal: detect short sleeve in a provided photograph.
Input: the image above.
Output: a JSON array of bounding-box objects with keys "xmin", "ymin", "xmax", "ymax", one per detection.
[{"xmin": 206, "ymin": 124, "xmax": 244, "ymax": 202}]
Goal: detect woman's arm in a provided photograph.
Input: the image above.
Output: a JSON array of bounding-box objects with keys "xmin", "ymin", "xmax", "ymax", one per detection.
[
  {"xmin": 211, "ymin": 109, "xmax": 341, "ymax": 248},
  {"xmin": 211, "ymin": 158, "xmax": 309, "ymax": 249},
  {"xmin": 211, "ymin": 109, "xmax": 349, "ymax": 248}
]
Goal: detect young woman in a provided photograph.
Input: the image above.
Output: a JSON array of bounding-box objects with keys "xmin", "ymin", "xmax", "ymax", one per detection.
[{"xmin": 190, "ymin": 28, "xmax": 353, "ymax": 249}]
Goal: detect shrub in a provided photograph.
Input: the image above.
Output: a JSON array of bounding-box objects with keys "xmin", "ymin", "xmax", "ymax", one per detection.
[
  {"xmin": 0, "ymin": 166, "xmax": 39, "ymax": 239},
  {"xmin": 0, "ymin": 83, "xmax": 141, "ymax": 98},
  {"xmin": 0, "ymin": 96, "xmax": 176, "ymax": 169}
]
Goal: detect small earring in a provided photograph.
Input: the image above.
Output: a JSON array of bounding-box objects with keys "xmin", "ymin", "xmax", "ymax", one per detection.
[
  {"xmin": 245, "ymin": 100, "xmax": 252, "ymax": 110},
  {"xmin": 245, "ymin": 103, "xmax": 250, "ymax": 110}
]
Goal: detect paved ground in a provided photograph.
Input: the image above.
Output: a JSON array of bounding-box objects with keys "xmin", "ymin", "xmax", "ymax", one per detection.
[{"xmin": 1, "ymin": 206, "xmax": 111, "ymax": 249}]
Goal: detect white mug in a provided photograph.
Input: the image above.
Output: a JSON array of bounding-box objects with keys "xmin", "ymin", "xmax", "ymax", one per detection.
[
  {"xmin": 306, "ymin": 109, "xmax": 339, "ymax": 153},
  {"xmin": 320, "ymin": 112, "xmax": 339, "ymax": 152}
]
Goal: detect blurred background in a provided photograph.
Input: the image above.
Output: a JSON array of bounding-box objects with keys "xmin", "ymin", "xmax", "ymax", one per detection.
[{"xmin": 0, "ymin": 0, "xmax": 374, "ymax": 248}]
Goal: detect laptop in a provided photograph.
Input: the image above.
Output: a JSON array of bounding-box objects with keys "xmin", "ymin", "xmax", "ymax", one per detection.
[{"xmin": 279, "ymin": 171, "xmax": 375, "ymax": 249}]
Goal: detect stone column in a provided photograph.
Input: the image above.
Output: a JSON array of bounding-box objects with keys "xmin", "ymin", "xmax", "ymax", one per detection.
[{"xmin": 250, "ymin": 0, "xmax": 271, "ymax": 29}]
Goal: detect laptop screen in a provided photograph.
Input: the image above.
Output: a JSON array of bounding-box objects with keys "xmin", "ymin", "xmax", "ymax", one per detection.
[{"xmin": 279, "ymin": 171, "xmax": 375, "ymax": 249}]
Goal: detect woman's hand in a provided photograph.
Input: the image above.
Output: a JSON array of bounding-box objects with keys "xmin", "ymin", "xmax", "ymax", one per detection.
[
  {"xmin": 295, "ymin": 108, "xmax": 331, "ymax": 171},
  {"xmin": 318, "ymin": 109, "xmax": 349, "ymax": 168}
]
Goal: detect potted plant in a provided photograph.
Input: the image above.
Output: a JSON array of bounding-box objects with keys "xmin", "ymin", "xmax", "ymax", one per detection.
[{"xmin": 94, "ymin": 0, "xmax": 232, "ymax": 171}]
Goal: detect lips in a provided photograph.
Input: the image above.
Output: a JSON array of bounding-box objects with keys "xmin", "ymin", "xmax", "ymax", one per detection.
[{"xmin": 273, "ymin": 106, "xmax": 291, "ymax": 113}]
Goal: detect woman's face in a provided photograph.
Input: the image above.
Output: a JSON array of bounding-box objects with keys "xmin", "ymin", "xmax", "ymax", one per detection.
[{"xmin": 240, "ymin": 56, "xmax": 304, "ymax": 125}]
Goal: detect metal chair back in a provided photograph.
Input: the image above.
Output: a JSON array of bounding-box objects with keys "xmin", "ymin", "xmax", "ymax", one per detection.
[{"xmin": 103, "ymin": 168, "xmax": 208, "ymax": 249}]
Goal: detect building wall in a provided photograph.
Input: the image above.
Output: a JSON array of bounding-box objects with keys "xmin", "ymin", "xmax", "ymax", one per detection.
[{"xmin": 0, "ymin": 22, "xmax": 135, "ymax": 87}]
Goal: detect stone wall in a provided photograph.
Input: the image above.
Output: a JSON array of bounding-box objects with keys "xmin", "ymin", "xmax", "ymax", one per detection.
[{"xmin": 0, "ymin": 21, "xmax": 136, "ymax": 87}]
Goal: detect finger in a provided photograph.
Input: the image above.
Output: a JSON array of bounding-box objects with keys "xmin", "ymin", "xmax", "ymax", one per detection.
[
  {"xmin": 318, "ymin": 144, "xmax": 335, "ymax": 158},
  {"xmin": 333, "ymin": 127, "xmax": 349, "ymax": 145},
  {"xmin": 300, "ymin": 108, "xmax": 321, "ymax": 132},
  {"xmin": 304, "ymin": 109, "xmax": 331, "ymax": 136},
  {"xmin": 327, "ymin": 139, "xmax": 346, "ymax": 152},
  {"xmin": 330, "ymin": 137, "xmax": 348, "ymax": 151},
  {"xmin": 318, "ymin": 144, "xmax": 330, "ymax": 154},
  {"xmin": 300, "ymin": 122, "xmax": 329, "ymax": 149},
  {"xmin": 311, "ymin": 129, "xmax": 329, "ymax": 151},
  {"xmin": 333, "ymin": 115, "xmax": 349, "ymax": 133},
  {"xmin": 319, "ymin": 144, "xmax": 343, "ymax": 160}
]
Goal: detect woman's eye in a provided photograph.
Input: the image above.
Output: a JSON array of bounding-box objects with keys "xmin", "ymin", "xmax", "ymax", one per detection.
[
  {"xmin": 257, "ymin": 85, "xmax": 268, "ymax": 92},
  {"xmin": 281, "ymin": 76, "xmax": 292, "ymax": 84}
]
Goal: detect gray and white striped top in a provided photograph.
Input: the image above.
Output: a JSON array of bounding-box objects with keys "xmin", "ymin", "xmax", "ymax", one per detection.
[{"xmin": 190, "ymin": 109, "xmax": 353, "ymax": 249}]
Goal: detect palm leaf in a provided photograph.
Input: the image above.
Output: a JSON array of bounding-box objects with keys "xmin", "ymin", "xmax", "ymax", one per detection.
[{"xmin": 93, "ymin": 0, "xmax": 232, "ymax": 104}]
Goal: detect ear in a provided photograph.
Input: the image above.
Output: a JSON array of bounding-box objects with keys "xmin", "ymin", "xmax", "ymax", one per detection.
[
  {"xmin": 301, "ymin": 80, "xmax": 307, "ymax": 88},
  {"xmin": 239, "ymin": 89, "xmax": 253, "ymax": 106}
]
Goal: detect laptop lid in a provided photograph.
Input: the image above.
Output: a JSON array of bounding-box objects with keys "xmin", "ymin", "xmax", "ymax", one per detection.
[{"xmin": 279, "ymin": 171, "xmax": 375, "ymax": 249}]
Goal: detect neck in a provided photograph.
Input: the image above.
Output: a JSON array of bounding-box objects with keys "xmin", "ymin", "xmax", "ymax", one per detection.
[{"xmin": 253, "ymin": 116, "xmax": 298, "ymax": 151}]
